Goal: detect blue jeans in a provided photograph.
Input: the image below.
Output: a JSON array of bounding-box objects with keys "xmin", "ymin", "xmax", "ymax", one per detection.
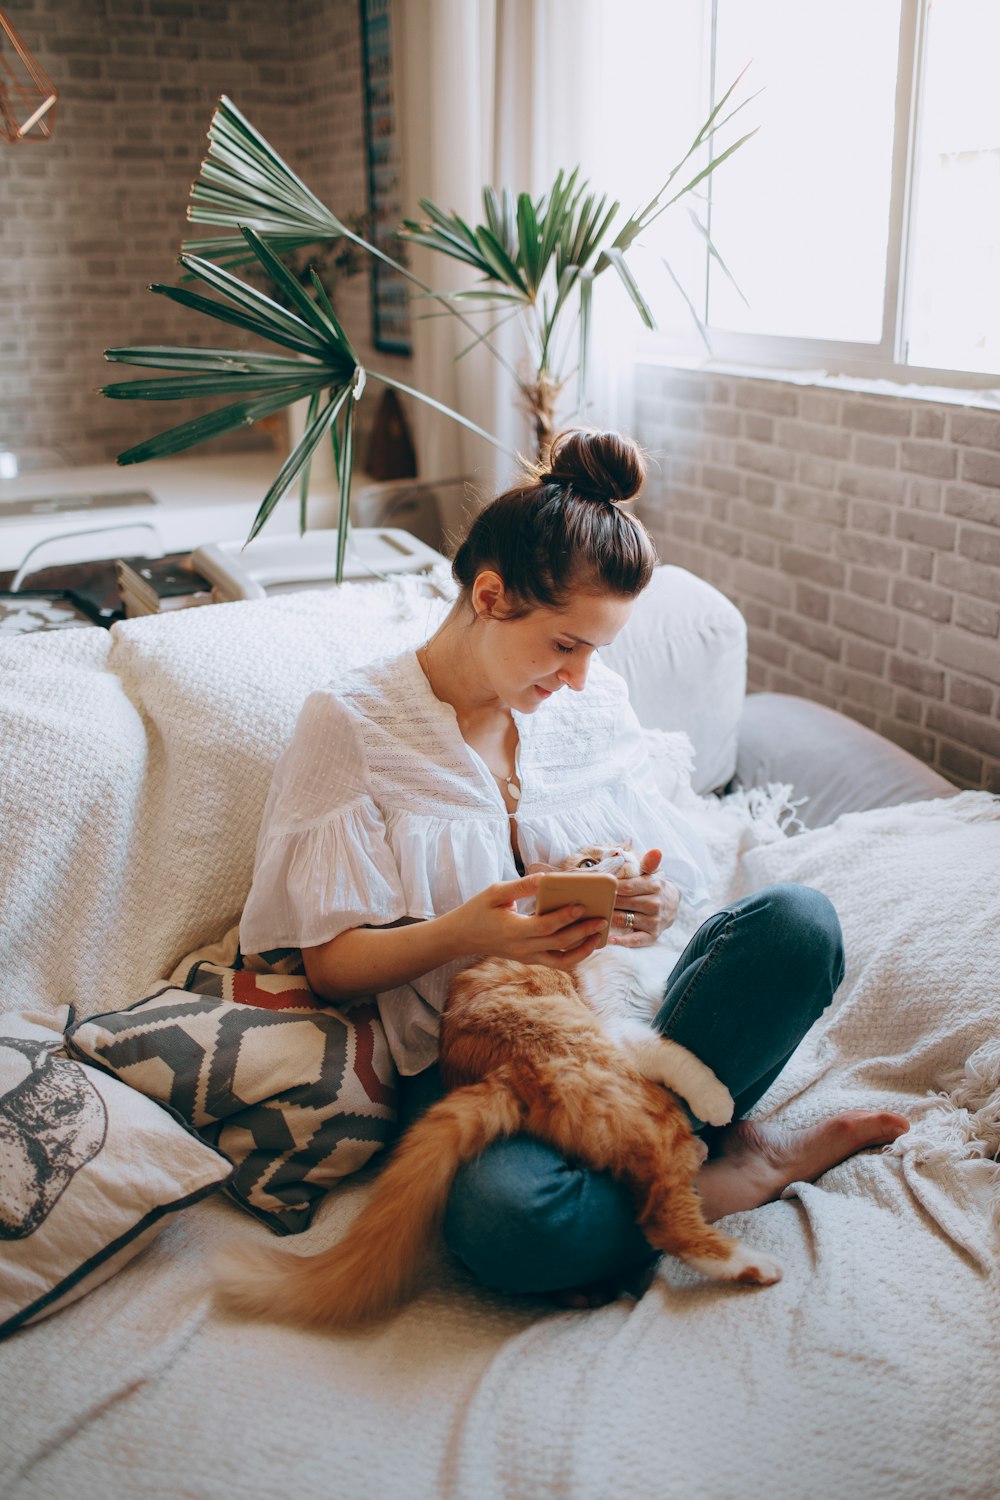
[{"xmin": 397, "ymin": 883, "xmax": 845, "ymax": 1295}]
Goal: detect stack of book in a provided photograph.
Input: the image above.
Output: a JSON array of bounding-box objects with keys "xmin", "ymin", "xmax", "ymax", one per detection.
[{"xmin": 114, "ymin": 556, "xmax": 214, "ymax": 618}]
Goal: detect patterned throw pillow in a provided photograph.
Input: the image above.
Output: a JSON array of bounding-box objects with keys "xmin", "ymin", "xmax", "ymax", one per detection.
[
  {"xmin": 1, "ymin": 1008, "xmax": 232, "ymax": 1338},
  {"xmin": 66, "ymin": 959, "xmax": 397, "ymax": 1235}
]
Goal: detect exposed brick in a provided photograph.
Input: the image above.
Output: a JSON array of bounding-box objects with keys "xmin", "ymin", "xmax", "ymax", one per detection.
[
  {"xmin": 831, "ymin": 595, "xmax": 900, "ymax": 646},
  {"xmin": 890, "ymin": 578, "xmax": 952, "ymax": 622},
  {"xmin": 835, "ymin": 532, "xmax": 904, "ymax": 570},
  {"xmin": 773, "ymin": 614, "xmax": 844, "ymax": 660},
  {"xmin": 954, "ymin": 597, "xmax": 1000, "ymax": 638},
  {"xmin": 794, "ymin": 520, "xmax": 838, "ymax": 554},
  {"xmin": 795, "ymin": 581, "xmax": 831, "ymax": 622},
  {"xmin": 837, "ymin": 468, "xmax": 907, "ymax": 505},
  {"xmin": 901, "ymin": 440, "xmax": 958, "ymax": 479},
  {"xmin": 950, "ymin": 410, "xmax": 1000, "ymax": 452},
  {"xmin": 799, "ymin": 456, "xmax": 837, "ymax": 489},
  {"xmin": 905, "ymin": 547, "xmax": 934, "ymax": 581},
  {"xmin": 753, "ymin": 633, "xmax": 791, "ymax": 668},
  {"xmin": 939, "ymin": 741, "xmax": 983, "ymax": 785},
  {"xmin": 732, "ymin": 561, "xmax": 794, "ymax": 608},
  {"xmin": 908, "ymin": 478, "xmax": 943, "ymax": 512},
  {"xmin": 778, "ymin": 547, "xmax": 845, "ymax": 589},
  {"xmin": 841, "ymin": 401, "xmax": 912, "ymax": 436},
  {"xmin": 958, "ymin": 526, "xmax": 1000, "ymax": 566},
  {"xmin": 888, "ymin": 655, "xmax": 945, "ymax": 698},
  {"xmin": 735, "ymin": 443, "xmax": 797, "ymax": 481},
  {"xmin": 783, "ymin": 488, "xmax": 848, "ymax": 526},
  {"xmin": 949, "ymin": 676, "xmax": 995, "ymax": 715},
  {"xmin": 944, "ymin": 485, "xmax": 1000, "ymax": 528},
  {"xmin": 744, "ymin": 534, "xmax": 776, "ymax": 566},
  {"xmin": 894, "ymin": 692, "xmax": 924, "ymax": 723},
  {"xmin": 702, "ymin": 465, "xmax": 743, "ymax": 498},
  {"xmin": 742, "ymin": 599, "xmax": 773, "ymax": 630},
  {"xmin": 845, "ymin": 640, "xmax": 886, "ymax": 675},
  {"xmin": 843, "ymin": 703, "xmax": 879, "ymax": 730},
  {"xmin": 893, "ymin": 511, "xmax": 956, "ymax": 549},
  {"xmin": 900, "ymin": 616, "xmax": 934, "ymax": 655},
  {"xmin": 734, "ymin": 381, "xmax": 799, "ymax": 416},
  {"xmin": 934, "ymin": 630, "xmax": 1000, "ymax": 686},
  {"xmin": 925, "ymin": 705, "xmax": 1000, "ymax": 759},
  {"xmin": 703, "ymin": 521, "xmax": 744, "ymax": 557},
  {"xmin": 936, "ymin": 553, "xmax": 1000, "ymax": 605},
  {"xmin": 878, "ymin": 721, "xmax": 935, "ymax": 760},
  {"xmin": 849, "ymin": 566, "xmax": 889, "ymax": 603},
  {"xmin": 828, "ymin": 668, "xmax": 893, "ymax": 712},
  {"xmin": 799, "ymin": 392, "xmax": 841, "ymax": 424},
  {"xmin": 847, "ymin": 499, "xmax": 894, "ymax": 536},
  {"xmin": 703, "ymin": 408, "xmax": 741, "ymax": 437},
  {"xmin": 913, "ymin": 407, "xmax": 947, "ymax": 439},
  {"xmin": 853, "ymin": 435, "xmax": 899, "ymax": 469},
  {"xmin": 776, "ymin": 420, "xmax": 851, "ymax": 460},
  {"xmin": 743, "ymin": 414, "xmax": 774, "ymax": 443},
  {"xmin": 961, "ymin": 449, "xmax": 1000, "ymax": 488}
]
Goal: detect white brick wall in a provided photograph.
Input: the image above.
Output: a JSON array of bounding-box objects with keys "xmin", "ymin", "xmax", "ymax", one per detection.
[
  {"xmin": 634, "ymin": 365, "xmax": 1000, "ymax": 792},
  {"xmin": 0, "ymin": 0, "xmax": 407, "ymax": 467}
]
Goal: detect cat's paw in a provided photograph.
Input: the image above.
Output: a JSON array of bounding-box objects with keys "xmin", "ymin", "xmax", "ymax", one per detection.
[
  {"xmin": 686, "ymin": 1077, "xmax": 734, "ymax": 1128},
  {"xmin": 687, "ymin": 1244, "xmax": 783, "ymax": 1287}
]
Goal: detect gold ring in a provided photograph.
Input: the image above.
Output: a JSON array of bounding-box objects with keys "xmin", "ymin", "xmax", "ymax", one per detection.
[{"xmin": 623, "ymin": 910, "xmax": 635, "ymax": 930}]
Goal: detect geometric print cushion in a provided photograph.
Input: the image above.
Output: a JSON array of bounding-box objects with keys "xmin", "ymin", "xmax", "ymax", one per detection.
[
  {"xmin": 66, "ymin": 957, "xmax": 397, "ymax": 1236},
  {"xmin": 1, "ymin": 1007, "xmax": 232, "ymax": 1337}
]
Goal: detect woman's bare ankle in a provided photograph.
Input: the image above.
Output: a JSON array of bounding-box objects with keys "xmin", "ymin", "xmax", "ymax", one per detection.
[{"xmin": 695, "ymin": 1111, "xmax": 910, "ymax": 1223}]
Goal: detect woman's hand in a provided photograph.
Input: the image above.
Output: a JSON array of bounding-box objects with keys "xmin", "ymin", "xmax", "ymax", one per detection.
[
  {"xmin": 454, "ymin": 873, "xmax": 608, "ymax": 972},
  {"xmin": 608, "ymin": 848, "xmax": 680, "ymax": 948}
]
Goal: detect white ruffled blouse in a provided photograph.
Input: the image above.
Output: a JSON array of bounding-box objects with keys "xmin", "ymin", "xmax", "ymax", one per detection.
[{"xmin": 240, "ymin": 649, "xmax": 715, "ymax": 1075}]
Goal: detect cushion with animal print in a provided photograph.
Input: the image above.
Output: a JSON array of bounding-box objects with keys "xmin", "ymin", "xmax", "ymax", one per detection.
[
  {"xmin": 0, "ymin": 1007, "xmax": 232, "ymax": 1338},
  {"xmin": 66, "ymin": 958, "xmax": 398, "ymax": 1235}
]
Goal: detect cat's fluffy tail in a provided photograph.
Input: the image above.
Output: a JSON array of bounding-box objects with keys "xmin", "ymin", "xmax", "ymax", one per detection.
[{"xmin": 212, "ymin": 1077, "xmax": 523, "ymax": 1329}]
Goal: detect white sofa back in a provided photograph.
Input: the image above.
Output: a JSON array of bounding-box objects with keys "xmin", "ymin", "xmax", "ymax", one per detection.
[{"xmin": 0, "ymin": 564, "xmax": 745, "ymax": 1021}]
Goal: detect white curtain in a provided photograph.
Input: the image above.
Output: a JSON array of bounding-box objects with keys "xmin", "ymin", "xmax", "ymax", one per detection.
[{"xmin": 393, "ymin": 0, "xmax": 709, "ymax": 532}]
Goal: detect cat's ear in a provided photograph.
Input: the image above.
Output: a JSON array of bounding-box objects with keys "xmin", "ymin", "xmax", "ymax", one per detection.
[
  {"xmin": 525, "ymin": 861, "xmax": 556, "ymax": 875},
  {"xmin": 622, "ymin": 838, "xmax": 633, "ymax": 850}
]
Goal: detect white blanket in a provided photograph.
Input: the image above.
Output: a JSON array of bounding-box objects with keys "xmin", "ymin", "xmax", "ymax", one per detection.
[{"xmin": 2, "ymin": 793, "xmax": 997, "ymax": 1500}]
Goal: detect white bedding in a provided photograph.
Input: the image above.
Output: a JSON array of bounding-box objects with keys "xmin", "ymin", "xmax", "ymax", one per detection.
[{"xmin": 2, "ymin": 792, "xmax": 998, "ymax": 1500}]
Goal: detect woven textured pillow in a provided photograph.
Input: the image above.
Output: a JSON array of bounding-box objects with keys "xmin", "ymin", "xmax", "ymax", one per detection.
[
  {"xmin": 66, "ymin": 960, "xmax": 397, "ymax": 1235},
  {"xmin": 1, "ymin": 1007, "xmax": 232, "ymax": 1338}
]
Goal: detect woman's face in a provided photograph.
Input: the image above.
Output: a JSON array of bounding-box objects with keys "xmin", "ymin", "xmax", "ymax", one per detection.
[{"xmin": 473, "ymin": 576, "xmax": 635, "ymax": 713}]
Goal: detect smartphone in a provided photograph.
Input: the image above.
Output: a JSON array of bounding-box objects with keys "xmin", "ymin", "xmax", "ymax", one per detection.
[{"xmin": 535, "ymin": 872, "xmax": 617, "ymax": 949}]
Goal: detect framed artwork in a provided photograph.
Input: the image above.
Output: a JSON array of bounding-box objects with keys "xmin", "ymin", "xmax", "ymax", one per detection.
[{"xmin": 360, "ymin": 0, "xmax": 412, "ymax": 356}]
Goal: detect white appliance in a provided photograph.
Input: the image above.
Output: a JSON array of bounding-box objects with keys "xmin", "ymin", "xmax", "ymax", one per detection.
[
  {"xmin": 0, "ymin": 453, "xmax": 342, "ymax": 576},
  {"xmin": 192, "ymin": 527, "xmax": 446, "ymax": 600}
]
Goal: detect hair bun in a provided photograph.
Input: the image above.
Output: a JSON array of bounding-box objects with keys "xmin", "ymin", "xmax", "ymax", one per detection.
[{"xmin": 542, "ymin": 429, "xmax": 645, "ymax": 505}]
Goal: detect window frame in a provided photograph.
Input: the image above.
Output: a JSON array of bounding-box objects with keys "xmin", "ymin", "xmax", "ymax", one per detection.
[{"xmin": 666, "ymin": 0, "xmax": 1000, "ymax": 392}]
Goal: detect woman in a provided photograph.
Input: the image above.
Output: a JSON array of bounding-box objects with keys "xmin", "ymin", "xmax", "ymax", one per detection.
[{"xmin": 240, "ymin": 429, "xmax": 908, "ymax": 1305}]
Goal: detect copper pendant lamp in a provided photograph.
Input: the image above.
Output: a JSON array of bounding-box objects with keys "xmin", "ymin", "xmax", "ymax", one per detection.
[{"xmin": 0, "ymin": 8, "xmax": 57, "ymax": 142}]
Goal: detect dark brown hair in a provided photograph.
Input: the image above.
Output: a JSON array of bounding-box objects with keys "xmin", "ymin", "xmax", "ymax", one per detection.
[{"xmin": 452, "ymin": 429, "xmax": 656, "ymax": 613}]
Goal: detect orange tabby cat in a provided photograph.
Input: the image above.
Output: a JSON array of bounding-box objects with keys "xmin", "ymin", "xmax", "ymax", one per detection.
[{"xmin": 214, "ymin": 847, "xmax": 782, "ymax": 1327}]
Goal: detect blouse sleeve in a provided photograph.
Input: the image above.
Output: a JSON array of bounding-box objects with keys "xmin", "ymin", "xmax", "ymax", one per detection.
[
  {"xmin": 239, "ymin": 690, "xmax": 408, "ymax": 953},
  {"xmin": 606, "ymin": 686, "xmax": 716, "ymax": 910}
]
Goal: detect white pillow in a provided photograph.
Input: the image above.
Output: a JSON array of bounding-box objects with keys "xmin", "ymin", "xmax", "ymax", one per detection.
[
  {"xmin": 0, "ymin": 1008, "xmax": 232, "ymax": 1337},
  {"xmin": 602, "ymin": 565, "xmax": 746, "ymax": 794}
]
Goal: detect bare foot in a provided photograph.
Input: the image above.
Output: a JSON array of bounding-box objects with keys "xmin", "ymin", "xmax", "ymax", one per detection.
[{"xmin": 695, "ymin": 1110, "xmax": 910, "ymax": 1223}]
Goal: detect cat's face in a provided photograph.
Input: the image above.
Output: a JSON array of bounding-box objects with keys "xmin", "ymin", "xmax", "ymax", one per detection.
[{"xmin": 559, "ymin": 842, "xmax": 639, "ymax": 880}]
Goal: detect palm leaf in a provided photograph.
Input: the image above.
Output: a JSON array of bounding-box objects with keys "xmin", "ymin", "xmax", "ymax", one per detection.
[
  {"xmin": 148, "ymin": 282, "xmax": 332, "ymax": 358},
  {"xmin": 604, "ymin": 247, "xmax": 656, "ymax": 329},
  {"xmin": 115, "ymin": 386, "xmax": 306, "ymax": 465},
  {"xmin": 687, "ymin": 208, "xmax": 750, "ymax": 307},
  {"xmin": 245, "ymin": 385, "xmax": 352, "ymax": 544}
]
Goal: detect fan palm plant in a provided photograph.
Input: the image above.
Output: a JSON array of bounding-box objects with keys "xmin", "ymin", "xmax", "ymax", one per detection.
[{"xmin": 101, "ymin": 79, "xmax": 755, "ymax": 575}]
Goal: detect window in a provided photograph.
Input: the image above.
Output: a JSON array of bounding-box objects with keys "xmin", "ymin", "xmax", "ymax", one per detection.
[{"xmin": 618, "ymin": 0, "xmax": 1000, "ymax": 389}]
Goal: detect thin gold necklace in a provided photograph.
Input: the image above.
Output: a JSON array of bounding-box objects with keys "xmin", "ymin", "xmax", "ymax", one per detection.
[{"xmin": 418, "ymin": 640, "xmax": 521, "ymax": 803}]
